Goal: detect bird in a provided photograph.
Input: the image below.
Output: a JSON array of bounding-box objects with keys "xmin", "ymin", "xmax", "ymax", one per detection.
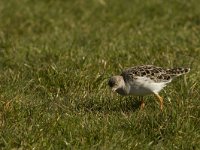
[{"xmin": 108, "ymin": 65, "xmax": 190, "ymax": 110}]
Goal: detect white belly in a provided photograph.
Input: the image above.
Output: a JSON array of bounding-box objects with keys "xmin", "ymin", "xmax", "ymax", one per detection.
[{"xmin": 126, "ymin": 77, "xmax": 170, "ymax": 96}]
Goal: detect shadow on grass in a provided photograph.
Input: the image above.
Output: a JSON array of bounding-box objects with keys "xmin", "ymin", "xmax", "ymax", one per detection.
[
  {"xmin": 119, "ymin": 99, "xmax": 143, "ymax": 112},
  {"xmin": 76, "ymin": 97, "xmax": 143, "ymax": 113}
]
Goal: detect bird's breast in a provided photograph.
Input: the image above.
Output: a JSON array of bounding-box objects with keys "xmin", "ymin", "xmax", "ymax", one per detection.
[{"xmin": 126, "ymin": 78, "xmax": 167, "ymax": 95}]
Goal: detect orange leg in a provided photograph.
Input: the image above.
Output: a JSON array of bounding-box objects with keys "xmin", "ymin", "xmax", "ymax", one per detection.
[
  {"xmin": 154, "ymin": 93, "xmax": 164, "ymax": 111},
  {"xmin": 140, "ymin": 99, "xmax": 145, "ymax": 110},
  {"xmin": 139, "ymin": 96, "xmax": 145, "ymax": 110}
]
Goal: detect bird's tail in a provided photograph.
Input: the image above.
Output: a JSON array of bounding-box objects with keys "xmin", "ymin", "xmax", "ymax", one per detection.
[{"xmin": 166, "ymin": 67, "xmax": 190, "ymax": 77}]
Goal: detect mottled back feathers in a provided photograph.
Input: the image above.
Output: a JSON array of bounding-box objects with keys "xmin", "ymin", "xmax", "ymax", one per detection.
[{"xmin": 121, "ymin": 65, "xmax": 190, "ymax": 83}]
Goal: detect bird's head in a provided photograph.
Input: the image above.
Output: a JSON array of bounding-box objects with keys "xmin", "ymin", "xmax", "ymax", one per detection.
[{"xmin": 108, "ymin": 76, "xmax": 125, "ymax": 92}]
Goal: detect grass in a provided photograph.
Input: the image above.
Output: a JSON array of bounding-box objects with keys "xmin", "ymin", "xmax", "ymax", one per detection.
[{"xmin": 0, "ymin": 0, "xmax": 200, "ymax": 149}]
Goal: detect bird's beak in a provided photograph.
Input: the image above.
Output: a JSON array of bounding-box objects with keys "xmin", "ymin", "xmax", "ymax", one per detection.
[{"xmin": 111, "ymin": 87, "xmax": 117, "ymax": 92}]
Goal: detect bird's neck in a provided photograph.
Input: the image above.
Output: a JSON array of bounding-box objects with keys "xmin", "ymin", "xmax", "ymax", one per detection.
[{"xmin": 116, "ymin": 82, "xmax": 130, "ymax": 95}]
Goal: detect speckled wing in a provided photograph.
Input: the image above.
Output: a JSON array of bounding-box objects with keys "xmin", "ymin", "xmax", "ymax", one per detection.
[
  {"xmin": 166, "ymin": 67, "xmax": 190, "ymax": 76},
  {"xmin": 121, "ymin": 65, "xmax": 190, "ymax": 83}
]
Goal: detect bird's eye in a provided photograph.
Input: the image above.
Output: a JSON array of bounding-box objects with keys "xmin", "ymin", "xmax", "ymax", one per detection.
[{"xmin": 108, "ymin": 79, "xmax": 116, "ymax": 87}]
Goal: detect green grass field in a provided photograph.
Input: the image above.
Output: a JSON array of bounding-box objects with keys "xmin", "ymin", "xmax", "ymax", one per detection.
[{"xmin": 0, "ymin": 0, "xmax": 200, "ymax": 149}]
